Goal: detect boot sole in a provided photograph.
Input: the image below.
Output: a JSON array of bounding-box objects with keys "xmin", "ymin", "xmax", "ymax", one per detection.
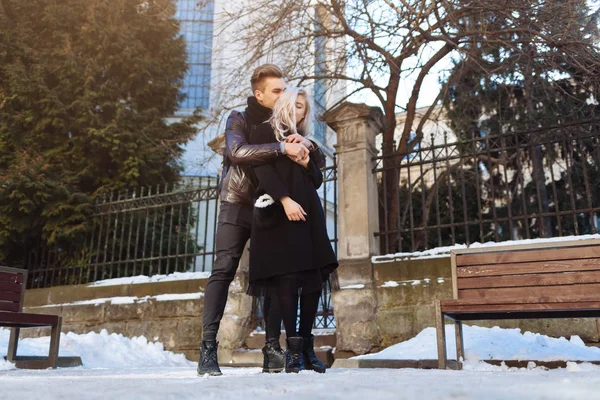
[
  {"xmin": 262, "ymin": 367, "xmax": 284, "ymax": 373},
  {"xmin": 197, "ymin": 371, "xmax": 223, "ymax": 377},
  {"xmin": 306, "ymin": 366, "xmax": 326, "ymax": 373}
]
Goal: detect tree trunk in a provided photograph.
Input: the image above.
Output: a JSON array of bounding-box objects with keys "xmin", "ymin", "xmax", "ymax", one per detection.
[
  {"xmin": 524, "ymin": 52, "xmax": 552, "ymax": 238},
  {"xmin": 530, "ymin": 144, "xmax": 552, "ymax": 237},
  {"xmin": 382, "ymin": 106, "xmax": 400, "ymax": 253},
  {"xmin": 382, "ymin": 147, "xmax": 399, "ymax": 253}
]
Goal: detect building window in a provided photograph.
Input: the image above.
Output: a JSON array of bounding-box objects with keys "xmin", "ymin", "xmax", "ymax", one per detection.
[
  {"xmin": 175, "ymin": 0, "xmax": 214, "ymax": 114},
  {"xmin": 313, "ymin": 35, "xmax": 327, "ymax": 144}
]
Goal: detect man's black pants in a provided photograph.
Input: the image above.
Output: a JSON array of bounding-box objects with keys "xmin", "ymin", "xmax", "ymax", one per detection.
[{"xmin": 202, "ymin": 202, "xmax": 282, "ymax": 343}]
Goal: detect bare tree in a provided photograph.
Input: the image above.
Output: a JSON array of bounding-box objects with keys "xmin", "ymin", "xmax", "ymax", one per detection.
[{"xmin": 213, "ymin": 0, "xmax": 599, "ymax": 251}]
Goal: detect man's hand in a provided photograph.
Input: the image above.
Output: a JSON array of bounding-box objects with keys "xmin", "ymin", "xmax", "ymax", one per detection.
[
  {"xmin": 280, "ymin": 196, "xmax": 307, "ymax": 221},
  {"xmin": 285, "ymin": 133, "xmax": 313, "ymax": 151},
  {"xmin": 284, "ymin": 142, "xmax": 309, "ymax": 161}
]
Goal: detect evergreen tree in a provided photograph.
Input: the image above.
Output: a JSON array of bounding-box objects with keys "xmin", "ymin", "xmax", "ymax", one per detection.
[
  {"xmin": 0, "ymin": 0, "xmax": 199, "ymax": 266},
  {"xmin": 441, "ymin": 1, "xmax": 600, "ymax": 240}
]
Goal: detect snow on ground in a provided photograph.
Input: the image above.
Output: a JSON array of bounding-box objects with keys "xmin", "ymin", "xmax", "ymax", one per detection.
[
  {"xmin": 1, "ymin": 364, "xmax": 600, "ymax": 399},
  {"xmin": 88, "ymin": 271, "xmax": 211, "ymax": 287},
  {"xmin": 355, "ymin": 324, "xmax": 600, "ymax": 364},
  {"xmin": 0, "ymin": 328, "xmax": 193, "ymax": 371},
  {"xmin": 372, "ymin": 233, "xmax": 600, "ymax": 263},
  {"xmin": 2, "ymin": 326, "xmax": 600, "ymax": 399}
]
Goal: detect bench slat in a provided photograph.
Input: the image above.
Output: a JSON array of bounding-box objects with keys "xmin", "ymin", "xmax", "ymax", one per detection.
[
  {"xmin": 456, "ymin": 258, "xmax": 600, "ymax": 278},
  {"xmin": 441, "ymin": 296, "xmax": 600, "ymax": 306},
  {"xmin": 442, "ymin": 302, "xmax": 600, "ymax": 313},
  {"xmin": 458, "ymin": 270, "xmax": 600, "ymax": 290},
  {"xmin": 0, "ymin": 302, "xmax": 20, "ymax": 312},
  {"xmin": 0, "ymin": 272, "xmax": 23, "ymax": 283},
  {"xmin": 0, "ymin": 311, "xmax": 59, "ymax": 326},
  {"xmin": 456, "ymin": 246, "xmax": 600, "ymax": 267},
  {"xmin": 458, "ymin": 282, "xmax": 600, "ymax": 299},
  {"xmin": 0, "ymin": 291, "xmax": 21, "ymax": 302},
  {"xmin": 0, "ymin": 282, "xmax": 23, "ymax": 293}
]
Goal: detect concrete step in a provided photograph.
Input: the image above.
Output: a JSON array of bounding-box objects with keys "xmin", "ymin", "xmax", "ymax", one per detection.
[
  {"xmin": 244, "ymin": 329, "xmax": 337, "ymax": 350},
  {"xmin": 219, "ymin": 347, "xmax": 335, "ymax": 368}
]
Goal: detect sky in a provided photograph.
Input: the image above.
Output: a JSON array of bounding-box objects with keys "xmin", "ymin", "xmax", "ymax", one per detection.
[{"xmin": 348, "ymin": 0, "xmax": 600, "ymax": 112}]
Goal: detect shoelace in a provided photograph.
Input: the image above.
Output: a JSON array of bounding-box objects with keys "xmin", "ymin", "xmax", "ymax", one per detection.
[{"xmin": 202, "ymin": 347, "xmax": 219, "ymax": 366}]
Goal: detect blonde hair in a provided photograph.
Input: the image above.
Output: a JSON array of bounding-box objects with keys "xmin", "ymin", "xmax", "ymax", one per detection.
[
  {"xmin": 250, "ymin": 64, "xmax": 284, "ymax": 93},
  {"xmin": 269, "ymin": 87, "xmax": 314, "ymax": 142}
]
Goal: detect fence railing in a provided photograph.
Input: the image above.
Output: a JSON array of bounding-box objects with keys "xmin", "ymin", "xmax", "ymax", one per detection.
[
  {"xmin": 315, "ymin": 161, "xmax": 338, "ymax": 329},
  {"xmin": 25, "ymin": 176, "xmax": 220, "ymax": 289},
  {"xmin": 373, "ymin": 119, "xmax": 600, "ymax": 254}
]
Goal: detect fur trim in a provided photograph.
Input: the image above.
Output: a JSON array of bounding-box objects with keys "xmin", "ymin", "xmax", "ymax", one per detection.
[{"xmin": 254, "ymin": 193, "xmax": 275, "ymax": 209}]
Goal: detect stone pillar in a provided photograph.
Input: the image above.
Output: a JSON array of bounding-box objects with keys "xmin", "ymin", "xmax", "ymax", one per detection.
[{"xmin": 323, "ymin": 102, "xmax": 383, "ymax": 356}]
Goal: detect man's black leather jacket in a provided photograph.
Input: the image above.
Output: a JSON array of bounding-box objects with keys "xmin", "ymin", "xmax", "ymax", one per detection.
[{"xmin": 220, "ymin": 110, "xmax": 326, "ymax": 207}]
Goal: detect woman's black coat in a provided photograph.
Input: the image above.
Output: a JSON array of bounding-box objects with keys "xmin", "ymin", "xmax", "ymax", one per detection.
[{"xmin": 248, "ymin": 122, "xmax": 338, "ymax": 290}]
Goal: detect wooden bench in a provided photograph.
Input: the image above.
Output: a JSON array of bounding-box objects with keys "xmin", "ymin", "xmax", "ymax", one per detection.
[
  {"xmin": 435, "ymin": 239, "xmax": 600, "ymax": 369},
  {"xmin": 1, "ymin": 266, "xmax": 62, "ymax": 369}
]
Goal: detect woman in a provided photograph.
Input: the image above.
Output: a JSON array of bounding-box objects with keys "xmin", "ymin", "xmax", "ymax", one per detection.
[{"xmin": 248, "ymin": 87, "xmax": 338, "ymax": 373}]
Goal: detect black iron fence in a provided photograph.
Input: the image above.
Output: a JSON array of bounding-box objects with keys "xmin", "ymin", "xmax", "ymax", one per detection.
[
  {"xmin": 374, "ymin": 119, "xmax": 600, "ymax": 254},
  {"xmin": 314, "ymin": 161, "xmax": 338, "ymax": 329},
  {"xmin": 25, "ymin": 176, "xmax": 220, "ymax": 289}
]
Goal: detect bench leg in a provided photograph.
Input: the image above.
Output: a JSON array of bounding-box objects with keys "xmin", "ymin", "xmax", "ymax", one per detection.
[
  {"xmin": 455, "ymin": 320, "xmax": 465, "ymax": 365},
  {"xmin": 7, "ymin": 328, "xmax": 20, "ymax": 362},
  {"xmin": 435, "ymin": 301, "xmax": 447, "ymax": 369},
  {"xmin": 48, "ymin": 317, "xmax": 62, "ymax": 369}
]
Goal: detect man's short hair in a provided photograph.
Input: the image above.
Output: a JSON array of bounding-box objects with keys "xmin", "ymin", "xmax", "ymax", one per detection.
[{"xmin": 251, "ymin": 64, "xmax": 284, "ymax": 93}]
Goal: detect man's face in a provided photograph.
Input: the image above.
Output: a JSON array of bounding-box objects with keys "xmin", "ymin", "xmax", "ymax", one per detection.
[{"xmin": 255, "ymin": 77, "xmax": 286, "ymax": 110}]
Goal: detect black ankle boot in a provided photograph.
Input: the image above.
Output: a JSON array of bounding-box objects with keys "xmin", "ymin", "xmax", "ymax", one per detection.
[
  {"xmin": 262, "ymin": 339, "xmax": 285, "ymax": 373},
  {"xmin": 285, "ymin": 337, "xmax": 305, "ymax": 373},
  {"xmin": 197, "ymin": 340, "xmax": 222, "ymax": 376},
  {"xmin": 303, "ymin": 334, "xmax": 326, "ymax": 373}
]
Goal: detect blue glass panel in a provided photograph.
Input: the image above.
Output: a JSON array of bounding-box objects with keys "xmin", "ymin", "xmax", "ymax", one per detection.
[
  {"xmin": 313, "ymin": 29, "xmax": 327, "ymax": 143},
  {"xmin": 175, "ymin": 0, "xmax": 214, "ymax": 112}
]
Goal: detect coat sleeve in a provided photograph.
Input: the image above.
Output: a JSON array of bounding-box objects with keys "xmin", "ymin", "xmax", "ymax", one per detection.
[
  {"xmin": 226, "ymin": 111, "xmax": 283, "ymax": 166},
  {"xmin": 308, "ymin": 140, "xmax": 326, "ymax": 169},
  {"xmin": 249, "ymin": 122, "xmax": 290, "ymax": 201},
  {"xmin": 254, "ymin": 163, "xmax": 290, "ymax": 201},
  {"xmin": 305, "ymin": 159, "xmax": 323, "ymax": 190}
]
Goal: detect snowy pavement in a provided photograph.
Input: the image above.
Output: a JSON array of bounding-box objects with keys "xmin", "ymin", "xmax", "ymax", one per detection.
[
  {"xmin": 3, "ymin": 326, "xmax": 600, "ymax": 399},
  {"xmin": 2, "ymin": 366, "xmax": 600, "ymax": 400}
]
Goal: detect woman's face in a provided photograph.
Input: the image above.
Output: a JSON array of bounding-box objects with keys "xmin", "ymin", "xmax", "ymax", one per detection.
[{"xmin": 295, "ymin": 95, "xmax": 307, "ymax": 124}]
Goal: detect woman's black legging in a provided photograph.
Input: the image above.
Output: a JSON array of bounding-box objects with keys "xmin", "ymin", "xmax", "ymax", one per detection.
[
  {"xmin": 277, "ymin": 289, "xmax": 321, "ymax": 338},
  {"xmin": 262, "ymin": 296, "xmax": 282, "ymax": 342}
]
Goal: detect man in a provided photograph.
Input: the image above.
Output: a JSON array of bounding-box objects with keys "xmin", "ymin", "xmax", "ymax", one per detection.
[{"xmin": 198, "ymin": 64, "xmax": 325, "ymax": 376}]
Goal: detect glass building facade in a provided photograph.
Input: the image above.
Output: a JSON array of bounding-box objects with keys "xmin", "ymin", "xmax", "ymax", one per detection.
[
  {"xmin": 174, "ymin": 0, "xmax": 215, "ymax": 113},
  {"xmin": 313, "ymin": 13, "xmax": 328, "ymax": 144}
]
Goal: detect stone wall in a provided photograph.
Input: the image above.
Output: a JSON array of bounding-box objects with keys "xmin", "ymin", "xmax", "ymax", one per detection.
[
  {"xmin": 17, "ymin": 244, "xmax": 257, "ymax": 363},
  {"xmin": 18, "ymin": 266, "xmax": 259, "ymax": 363},
  {"xmin": 18, "ymin": 254, "xmax": 600, "ymax": 362},
  {"xmin": 334, "ymin": 256, "xmax": 600, "ymax": 356},
  {"xmin": 20, "ymin": 278, "xmax": 208, "ymax": 362}
]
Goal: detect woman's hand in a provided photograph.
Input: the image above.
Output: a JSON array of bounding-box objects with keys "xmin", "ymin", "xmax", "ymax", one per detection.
[
  {"xmin": 280, "ymin": 196, "xmax": 307, "ymax": 221},
  {"xmin": 297, "ymin": 154, "xmax": 310, "ymax": 169}
]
